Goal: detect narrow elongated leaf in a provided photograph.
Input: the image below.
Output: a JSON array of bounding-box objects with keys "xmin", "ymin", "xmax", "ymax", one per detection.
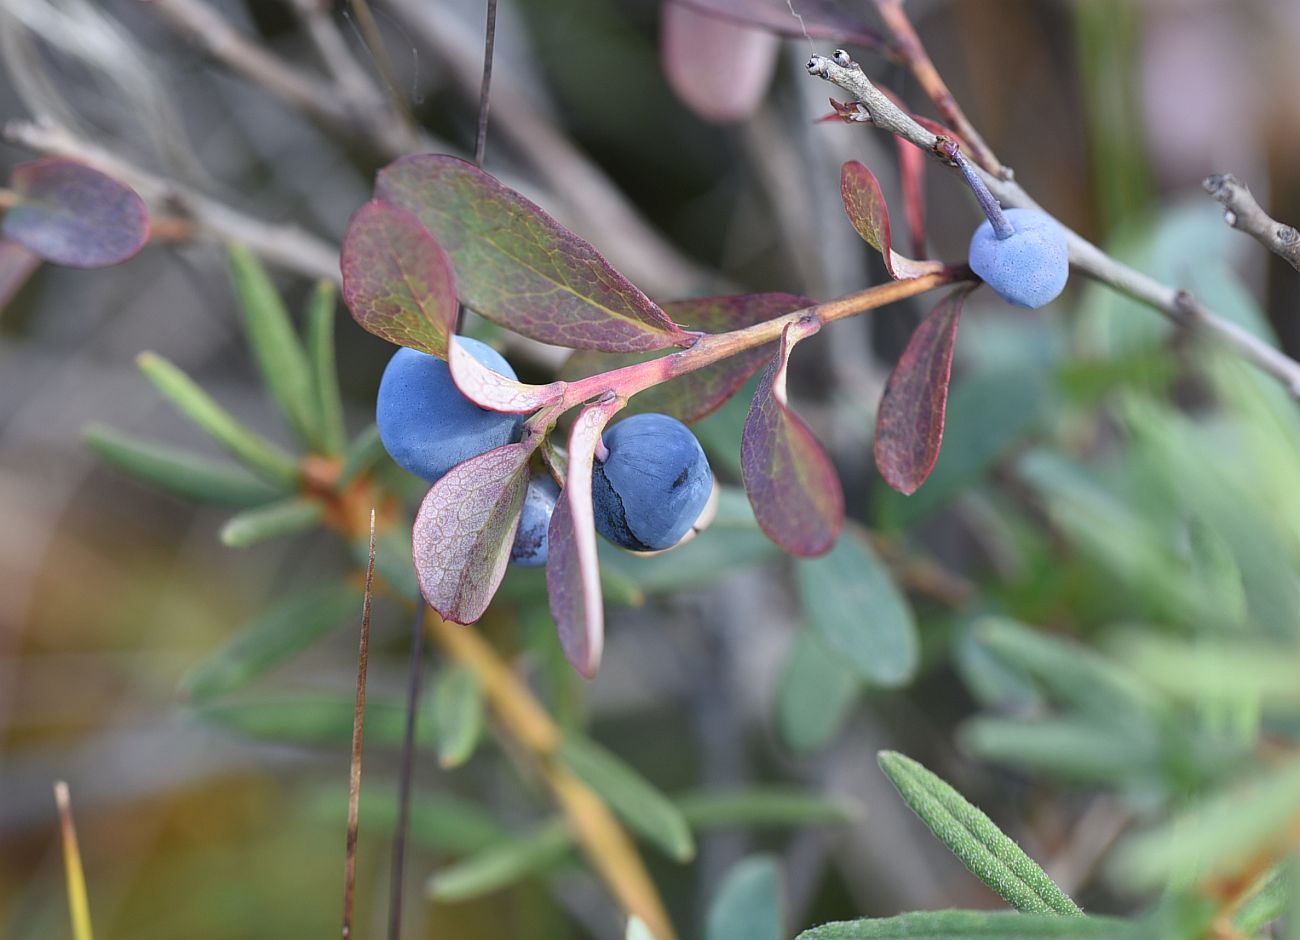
[
  {"xmin": 311, "ymin": 789, "xmax": 506, "ymax": 854},
  {"xmin": 413, "ymin": 441, "xmax": 534, "ymax": 624},
  {"xmin": 220, "ymin": 497, "xmax": 323, "ymax": 547},
  {"xmin": 707, "ymin": 856, "xmax": 781, "ymax": 940},
  {"xmin": 661, "ymin": 1, "xmax": 779, "ymax": 124},
  {"xmin": 676, "ymin": 788, "xmax": 858, "ymax": 830},
  {"xmin": 741, "ymin": 320, "xmax": 844, "ymax": 556},
  {"xmin": 84, "ymin": 424, "xmax": 283, "ymax": 507},
  {"xmin": 898, "ymin": 139, "xmax": 928, "ymax": 260},
  {"xmin": 338, "ymin": 424, "xmax": 385, "ymax": 487},
  {"xmin": 562, "ymin": 293, "xmax": 810, "ymax": 424},
  {"xmin": 0, "ymin": 239, "xmax": 41, "ymax": 310},
  {"xmin": 448, "ymin": 334, "xmax": 564, "ymax": 413},
  {"xmin": 136, "ymin": 353, "xmax": 300, "ymax": 486},
  {"xmin": 432, "ymin": 663, "xmax": 485, "ymax": 768},
  {"xmin": 426, "ymin": 821, "xmax": 571, "ymax": 901},
  {"xmin": 340, "ymin": 200, "xmax": 456, "ymax": 356},
  {"xmin": 841, "ymin": 161, "xmax": 944, "ymax": 280},
  {"xmin": 776, "ymin": 629, "xmax": 862, "ymax": 751},
  {"xmin": 376, "ymin": 155, "xmax": 690, "ymax": 352},
  {"xmin": 181, "ymin": 582, "xmax": 362, "ymax": 702},
  {"xmin": 4, "ymin": 158, "xmax": 149, "ymax": 267},
  {"xmin": 548, "ymin": 398, "xmax": 624, "ymax": 677},
  {"xmin": 878, "ymin": 751, "xmax": 1082, "ymax": 915},
  {"xmin": 305, "ymin": 280, "xmax": 347, "ymax": 455},
  {"xmin": 875, "ymin": 286, "xmax": 973, "ymax": 494},
  {"xmin": 195, "ymin": 696, "xmax": 425, "ymax": 747},
  {"xmin": 798, "ymin": 910, "xmax": 1127, "ymax": 940},
  {"xmin": 227, "ymin": 243, "xmax": 322, "ymax": 449},
  {"xmin": 958, "ymin": 718, "xmax": 1166, "ymax": 786},
  {"xmin": 557, "ymin": 735, "xmax": 695, "ymax": 862},
  {"xmin": 796, "ymin": 526, "xmax": 918, "ymax": 687}
]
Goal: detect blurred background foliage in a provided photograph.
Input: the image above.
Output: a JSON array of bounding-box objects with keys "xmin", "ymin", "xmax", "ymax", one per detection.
[{"xmin": 4, "ymin": 0, "xmax": 1300, "ymax": 938}]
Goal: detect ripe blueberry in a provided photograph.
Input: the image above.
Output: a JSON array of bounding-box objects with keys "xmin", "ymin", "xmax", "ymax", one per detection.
[
  {"xmin": 968, "ymin": 208, "xmax": 1069, "ymax": 309},
  {"xmin": 376, "ymin": 340, "xmax": 523, "ymax": 483},
  {"xmin": 511, "ymin": 474, "xmax": 560, "ymax": 567},
  {"xmin": 591, "ymin": 413, "xmax": 713, "ymax": 552}
]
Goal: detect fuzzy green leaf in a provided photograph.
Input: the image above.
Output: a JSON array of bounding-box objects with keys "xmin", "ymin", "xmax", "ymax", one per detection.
[
  {"xmin": 878, "ymin": 751, "xmax": 1082, "ymax": 915},
  {"xmin": 798, "ymin": 910, "xmax": 1127, "ymax": 939},
  {"xmin": 220, "ymin": 497, "xmax": 323, "ymax": 547},
  {"xmin": 557, "ymin": 736, "xmax": 695, "ymax": 862},
  {"xmin": 85, "ymin": 423, "xmax": 283, "ymax": 507},
  {"xmin": 305, "ymin": 279, "xmax": 347, "ymax": 455},
  {"xmin": 676, "ymin": 787, "xmax": 858, "ymax": 831},
  {"xmin": 707, "ymin": 856, "xmax": 782, "ymax": 940},
  {"xmin": 426, "ymin": 820, "xmax": 572, "ymax": 901},
  {"xmin": 432, "ymin": 663, "xmax": 485, "ymax": 768}
]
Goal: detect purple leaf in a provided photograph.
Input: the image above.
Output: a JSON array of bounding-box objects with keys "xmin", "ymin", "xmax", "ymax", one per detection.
[
  {"xmin": 840, "ymin": 161, "xmax": 944, "ymax": 281},
  {"xmin": 412, "ymin": 441, "xmax": 535, "ymax": 624},
  {"xmin": 448, "ymin": 335, "xmax": 564, "ymax": 413},
  {"xmin": 874, "ymin": 286, "xmax": 974, "ymax": 495},
  {"xmin": 674, "ymin": 0, "xmax": 893, "ymax": 53},
  {"xmin": 3, "ymin": 159, "xmax": 148, "ymax": 268},
  {"xmin": 0, "ymin": 239, "xmax": 41, "ymax": 311},
  {"xmin": 561, "ymin": 292, "xmax": 811, "ymax": 423},
  {"xmin": 376, "ymin": 155, "xmax": 690, "ymax": 353},
  {"xmin": 547, "ymin": 397, "xmax": 625, "ymax": 678},
  {"xmin": 741, "ymin": 319, "xmax": 844, "ymax": 557},
  {"xmin": 661, "ymin": 1, "xmax": 779, "ymax": 124},
  {"xmin": 341, "ymin": 200, "xmax": 457, "ymax": 356}
]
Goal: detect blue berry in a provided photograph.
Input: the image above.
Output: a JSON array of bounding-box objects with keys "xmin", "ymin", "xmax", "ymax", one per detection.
[
  {"xmin": 376, "ymin": 340, "xmax": 523, "ymax": 483},
  {"xmin": 511, "ymin": 474, "xmax": 560, "ymax": 567},
  {"xmin": 592, "ymin": 413, "xmax": 713, "ymax": 552},
  {"xmin": 968, "ymin": 208, "xmax": 1069, "ymax": 309}
]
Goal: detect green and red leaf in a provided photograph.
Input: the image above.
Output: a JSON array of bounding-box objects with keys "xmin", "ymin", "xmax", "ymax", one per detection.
[
  {"xmin": 741, "ymin": 319, "xmax": 844, "ymax": 557},
  {"xmin": 341, "ymin": 200, "xmax": 457, "ymax": 356},
  {"xmin": 3, "ymin": 158, "xmax": 148, "ymax": 267},
  {"xmin": 840, "ymin": 160, "xmax": 944, "ymax": 281},
  {"xmin": 448, "ymin": 335, "xmax": 564, "ymax": 413},
  {"xmin": 375, "ymin": 155, "xmax": 690, "ymax": 353},
  {"xmin": 874, "ymin": 286, "xmax": 974, "ymax": 495},
  {"xmin": 412, "ymin": 441, "xmax": 535, "ymax": 624}
]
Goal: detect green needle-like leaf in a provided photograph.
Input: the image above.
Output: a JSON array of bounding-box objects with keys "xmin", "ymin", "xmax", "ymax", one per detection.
[
  {"xmin": 432, "ymin": 662, "xmax": 485, "ymax": 768},
  {"xmin": 676, "ymin": 788, "xmax": 858, "ymax": 831},
  {"xmin": 798, "ymin": 910, "xmax": 1128, "ymax": 939},
  {"xmin": 707, "ymin": 856, "xmax": 782, "ymax": 940},
  {"xmin": 227, "ymin": 243, "xmax": 322, "ymax": 449},
  {"xmin": 180, "ymin": 581, "xmax": 362, "ymax": 702},
  {"xmin": 878, "ymin": 752, "xmax": 1082, "ymax": 915},
  {"xmin": 194, "ymin": 696, "xmax": 428, "ymax": 747},
  {"xmin": 137, "ymin": 352, "xmax": 300, "ymax": 486},
  {"xmin": 338, "ymin": 424, "xmax": 386, "ymax": 487},
  {"xmin": 220, "ymin": 497, "xmax": 323, "ymax": 547},
  {"xmin": 305, "ymin": 279, "xmax": 347, "ymax": 455},
  {"xmin": 557, "ymin": 736, "xmax": 695, "ymax": 863},
  {"xmin": 85, "ymin": 423, "xmax": 283, "ymax": 507},
  {"xmin": 426, "ymin": 820, "xmax": 572, "ymax": 901}
]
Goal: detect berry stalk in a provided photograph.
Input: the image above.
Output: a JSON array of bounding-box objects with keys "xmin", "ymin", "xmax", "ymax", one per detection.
[{"xmin": 941, "ymin": 139, "xmax": 1014, "ymax": 240}]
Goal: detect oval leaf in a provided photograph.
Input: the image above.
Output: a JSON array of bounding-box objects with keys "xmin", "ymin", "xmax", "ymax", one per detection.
[
  {"xmin": 840, "ymin": 161, "xmax": 944, "ymax": 280},
  {"xmin": 661, "ymin": 1, "xmax": 779, "ymax": 124},
  {"xmin": 706, "ymin": 855, "xmax": 782, "ymax": 940},
  {"xmin": 4, "ymin": 158, "xmax": 149, "ymax": 267},
  {"xmin": 562, "ymin": 293, "xmax": 810, "ymax": 424},
  {"xmin": 547, "ymin": 398, "xmax": 624, "ymax": 677},
  {"xmin": 432, "ymin": 663, "xmax": 486, "ymax": 768},
  {"xmin": 776, "ymin": 630, "xmax": 861, "ymax": 753},
  {"xmin": 413, "ymin": 441, "xmax": 535, "ymax": 623},
  {"xmin": 340, "ymin": 200, "xmax": 456, "ymax": 356},
  {"xmin": 449, "ymin": 334, "xmax": 564, "ymax": 413},
  {"xmin": 874, "ymin": 286, "xmax": 973, "ymax": 494},
  {"xmin": 740, "ymin": 320, "xmax": 844, "ymax": 557},
  {"xmin": 376, "ymin": 155, "xmax": 689, "ymax": 352}
]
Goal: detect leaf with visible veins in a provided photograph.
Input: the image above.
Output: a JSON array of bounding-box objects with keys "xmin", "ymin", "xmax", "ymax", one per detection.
[
  {"xmin": 741, "ymin": 319, "xmax": 844, "ymax": 557},
  {"xmin": 840, "ymin": 161, "xmax": 944, "ymax": 280},
  {"xmin": 448, "ymin": 335, "xmax": 564, "ymax": 413},
  {"xmin": 376, "ymin": 155, "xmax": 689, "ymax": 353}
]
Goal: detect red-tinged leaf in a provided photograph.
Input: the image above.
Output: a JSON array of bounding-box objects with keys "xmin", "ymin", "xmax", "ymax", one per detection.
[
  {"xmin": 897, "ymin": 140, "xmax": 928, "ymax": 261},
  {"xmin": 341, "ymin": 200, "xmax": 456, "ymax": 356},
  {"xmin": 560, "ymin": 293, "xmax": 811, "ymax": 424},
  {"xmin": 741, "ymin": 319, "xmax": 844, "ymax": 557},
  {"xmin": 874, "ymin": 286, "xmax": 974, "ymax": 495},
  {"xmin": 661, "ymin": 1, "xmax": 779, "ymax": 124},
  {"xmin": 3, "ymin": 159, "xmax": 148, "ymax": 267},
  {"xmin": 840, "ymin": 161, "xmax": 944, "ymax": 281},
  {"xmin": 376, "ymin": 155, "xmax": 690, "ymax": 353},
  {"xmin": 448, "ymin": 335, "xmax": 564, "ymax": 414},
  {"xmin": 547, "ymin": 397, "xmax": 625, "ymax": 678},
  {"xmin": 674, "ymin": 0, "xmax": 893, "ymax": 53},
  {"xmin": 0, "ymin": 239, "xmax": 41, "ymax": 311},
  {"xmin": 412, "ymin": 442, "xmax": 535, "ymax": 624}
]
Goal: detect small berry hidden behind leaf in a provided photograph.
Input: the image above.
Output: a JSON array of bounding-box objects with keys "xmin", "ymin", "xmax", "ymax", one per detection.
[
  {"xmin": 592, "ymin": 413, "xmax": 713, "ymax": 552},
  {"xmin": 968, "ymin": 208, "xmax": 1069, "ymax": 309},
  {"xmin": 376, "ymin": 339, "xmax": 523, "ymax": 483},
  {"xmin": 511, "ymin": 474, "xmax": 560, "ymax": 567}
]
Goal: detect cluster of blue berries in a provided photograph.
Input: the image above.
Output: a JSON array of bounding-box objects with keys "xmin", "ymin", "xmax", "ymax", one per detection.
[{"xmin": 376, "ymin": 339, "xmax": 714, "ymax": 565}]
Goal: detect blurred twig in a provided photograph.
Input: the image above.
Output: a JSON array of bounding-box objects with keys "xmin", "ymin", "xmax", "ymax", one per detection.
[
  {"xmin": 341, "ymin": 511, "xmax": 377, "ymax": 940},
  {"xmin": 1204, "ymin": 174, "xmax": 1300, "ymax": 274},
  {"xmin": 54, "ymin": 781, "xmax": 94, "ymax": 940}
]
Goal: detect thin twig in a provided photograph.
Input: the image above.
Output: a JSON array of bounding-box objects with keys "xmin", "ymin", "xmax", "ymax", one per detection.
[
  {"xmin": 342, "ymin": 510, "xmax": 377, "ymax": 940},
  {"xmin": 805, "ymin": 55, "xmax": 1300, "ymax": 400},
  {"xmin": 291, "ymin": 0, "xmax": 394, "ymax": 123},
  {"xmin": 1204, "ymin": 174, "xmax": 1300, "ymax": 274},
  {"xmin": 54, "ymin": 781, "xmax": 94, "ymax": 940},
  {"xmin": 346, "ymin": 0, "xmax": 421, "ymax": 140},
  {"xmin": 474, "ymin": 0, "xmax": 499, "ymax": 167},
  {"xmin": 387, "ymin": 604, "xmax": 427, "ymax": 940}
]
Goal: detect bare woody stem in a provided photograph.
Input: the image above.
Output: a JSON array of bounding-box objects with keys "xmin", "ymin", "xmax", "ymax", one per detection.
[
  {"xmin": 424, "ymin": 611, "xmax": 678, "ymax": 940},
  {"xmin": 1204, "ymin": 174, "xmax": 1300, "ymax": 274}
]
